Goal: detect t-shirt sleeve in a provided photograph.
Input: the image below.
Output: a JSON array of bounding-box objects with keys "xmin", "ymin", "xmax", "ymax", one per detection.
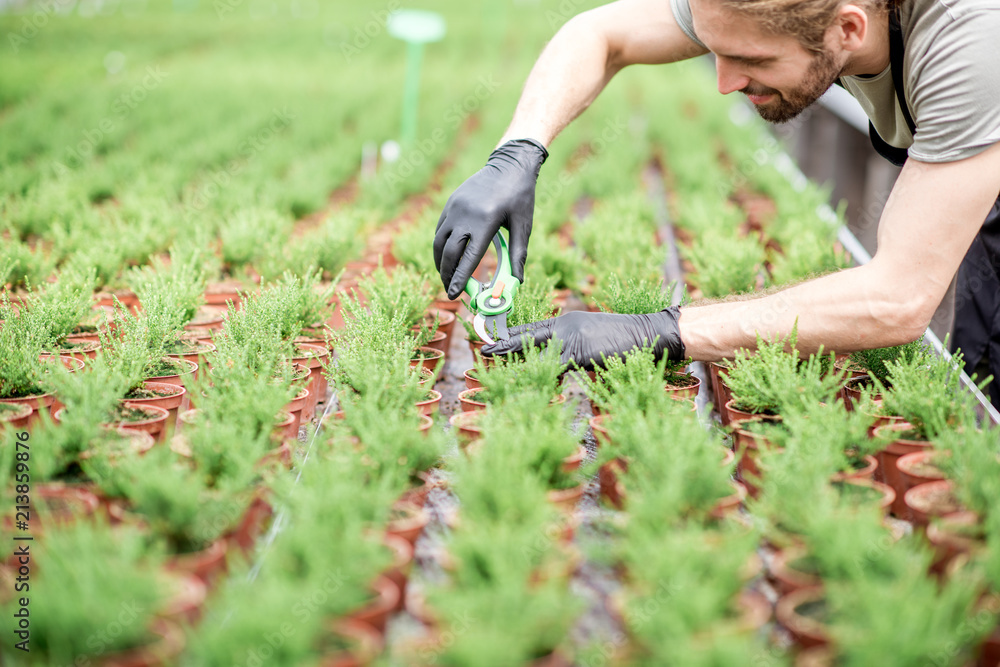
[
  {"xmin": 907, "ymin": 5, "xmax": 1000, "ymax": 162},
  {"xmin": 668, "ymin": 0, "xmax": 708, "ymax": 50}
]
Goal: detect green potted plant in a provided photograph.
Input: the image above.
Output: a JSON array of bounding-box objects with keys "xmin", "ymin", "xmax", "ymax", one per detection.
[
  {"xmin": 841, "ymin": 339, "xmax": 926, "ymax": 406},
  {"xmin": 0, "ymin": 520, "xmax": 179, "ymax": 666},
  {"xmin": 460, "ymin": 340, "xmax": 567, "ymax": 410}
]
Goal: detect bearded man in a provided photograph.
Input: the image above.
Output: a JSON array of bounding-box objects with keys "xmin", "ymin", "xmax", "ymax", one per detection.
[{"xmin": 432, "ymin": 0, "xmax": 1000, "ymax": 403}]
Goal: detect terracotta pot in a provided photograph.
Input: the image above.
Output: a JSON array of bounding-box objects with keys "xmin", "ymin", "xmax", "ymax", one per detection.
[
  {"xmin": 159, "ymin": 573, "xmax": 208, "ymax": 625},
  {"xmin": 708, "ymin": 361, "xmax": 732, "ymax": 425},
  {"xmin": 776, "ymin": 586, "xmax": 830, "ymax": 650},
  {"xmin": 283, "ymin": 387, "xmax": 311, "ymax": 436},
  {"xmin": 562, "ymin": 445, "xmax": 587, "ymax": 472},
  {"xmin": 463, "ymin": 368, "xmax": 481, "ymax": 390},
  {"xmin": 227, "ymin": 493, "xmax": 274, "ymax": 556},
  {"xmin": 724, "ymin": 398, "xmax": 778, "ymax": 427},
  {"xmin": 383, "ymin": 534, "xmax": 414, "ymax": 613},
  {"xmin": 203, "ymin": 282, "xmax": 245, "ymax": 308},
  {"xmin": 105, "ymin": 403, "xmax": 170, "ymax": 442},
  {"xmin": 418, "ymin": 329, "xmax": 449, "ymax": 356},
  {"xmin": 2, "ymin": 483, "xmax": 99, "ymax": 534},
  {"xmin": 185, "ymin": 305, "xmax": 228, "ymax": 331},
  {"xmin": 836, "ymin": 478, "xmax": 896, "ymax": 513},
  {"xmin": 458, "ymin": 388, "xmax": 487, "ymax": 412},
  {"xmin": 318, "ymin": 618, "xmax": 384, "ymax": 667},
  {"xmin": 0, "ymin": 401, "xmax": 32, "ymax": 430},
  {"xmin": 79, "ymin": 430, "xmax": 156, "ymax": 465},
  {"xmin": 926, "ymin": 511, "xmax": 983, "ymax": 575},
  {"xmin": 166, "ymin": 340, "xmax": 215, "ymax": 373},
  {"xmin": 414, "ymin": 366, "xmax": 436, "ymax": 388},
  {"xmin": 292, "ymin": 343, "xmax": 330, "ymax": 421},
  {"xmin": 664, "ymin": 373, "xmax": 701, "ymax": 399},
  {"xmin": 459, "ymin": 387, "xmax": 566, "ymax": 413},
  {"xmin": 547, "ymin": 483, "xmax": 586, "ymax": 513},
  {"xmin": 274, "ymin": 410, "xmax": 298, "ymax": 442},
  {"xmin": 449, "ymin": 410, "xmax": 483, "ymax": 448},
  {"xmin": 427, "ymin": 307, "xmax": 457, "ymax": 341},
  {"xmin": 873, "ymin": 422, "xmax": 932, "ymax": 517},
  {"xmin": 589, "ymin": 414, "xmax": 612, "ymax": 447},
  {"xmin": 166, "ymin": 538, "xmax": 228, "ymax": 587},
  {"xmin": 730, "ymin": 412, "xmax": 782, "ymax": 497},
  {"xmin": 146, "ymin": 358, "xmax": 198, "ymax": 391},
  {"xmin": 467, "ymin": 338, "xmax": 494, "ymax": 367},
  {"xmin": 394, "ymin": 473, "xmax": 438, "ymax": 510},
  {"xmin": 99, "ymin": 618, "xmax": 185, "ymax": 667},
  {"xmin": 796, "ymin": 646, "xmax": 835, "ymax": 667},
  {"xmin": 905, "ymin": 480, "xmax": 960, "ymax": 528},
  {"xmin": 120, "ymin": 382, "xmax": 186, "ymax": 431},
  {"xmin": 181, "ymin": 328, "xmax": 216, "ymax": 346},
  {"xmin": 418, "ymin": 414, "xmax": 433, "ymax": 433},
  {"xmin": 770, "ymin": 546, "xmax": 821, "ymax": 596},
  {"xmin": 258, "ymin": 442, "xmax": 294, "ymax": 470},
  {"xmin": 599, "ymin": 458, "xmax": 628, "ymax": 510},
  {"xmin": 95, "ymin": 288, "xmax": 139, "ymax": 311},
  {"xmin": 830, "ymin": 455, "xmax": 879, "ymax": 482},
  {"xmin": 347, "ymin": 575, "xmax": 400, "ymax": 635},
  {"xmin": 897, "ymin": 450, "xmax": 947, "ymax": 505},
  {"xmin": 709, "ymin": 481, "xmax": 747, "ymax": 520},
  {"xmin": 387, "ymin": 504, "xmax": 430, "ymax": 547},
  {"xmin": 1, "ymin": 391, "xmax": 54, "ymax": 428},
  {"xmin": 737, "ymin": 589, "xmax": 773, "ymax": 632},
  {"xmin": 841, "ymin": 374, "xmax": 879, "ymax": 412},
  {"xmin": 46, "ymin": 338, "xmax": 101, "ymax": 361},
  {"xmin": 415, "ymin": 390, "xmax": 442, "ymax": 416},
  {"xmin": 410, "ymin": 346, "xmax": 444, "ymax": 374},
  {"xmin": 432, "ymin": 296, "xmax": 462, "ymax": 313}
]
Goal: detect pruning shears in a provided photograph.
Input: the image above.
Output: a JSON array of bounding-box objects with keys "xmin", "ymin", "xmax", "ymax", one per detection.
[{"xmin": 464, "ymin": 230, "xmax": 520, "ymax": 345}]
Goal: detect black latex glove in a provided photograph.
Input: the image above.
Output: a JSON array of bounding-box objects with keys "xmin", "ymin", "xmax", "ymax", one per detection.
[
  {"xmin": 434, "ymin": 138, "xmax": 548, "ymax": 300},
  {"xmin": 481, "ymin": 307, "xmax": 686, "ymax": 371}
]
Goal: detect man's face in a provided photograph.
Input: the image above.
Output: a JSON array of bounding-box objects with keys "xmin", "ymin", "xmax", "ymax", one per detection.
[{"xmin": 690, "ymin": 0, "xmax": 845, "ymax": 123}]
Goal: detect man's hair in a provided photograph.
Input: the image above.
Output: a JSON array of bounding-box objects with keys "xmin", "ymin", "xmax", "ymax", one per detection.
[{"xmin": 719, "ymin": 0, "xmax": 894, "ymax": 54}]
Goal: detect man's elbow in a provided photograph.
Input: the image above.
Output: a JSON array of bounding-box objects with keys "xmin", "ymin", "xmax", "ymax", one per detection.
[{"xmin": 873, "ymin": 290, "xmax": 937, "ymax": 346}]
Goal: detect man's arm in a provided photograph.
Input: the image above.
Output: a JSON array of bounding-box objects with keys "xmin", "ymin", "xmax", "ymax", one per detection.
[
  {"xmin": 678, "ymin": 142, "xmax": 1000, "ymax": 359},
  {"xmin": 498, "ymin": 0, "xmax": 708, "ymax": 147}
]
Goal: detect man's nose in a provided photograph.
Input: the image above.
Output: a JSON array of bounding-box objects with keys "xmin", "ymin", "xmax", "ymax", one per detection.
[{"xmin": 716, "ymin": 57, "xmax": 751, "ymax": 95}]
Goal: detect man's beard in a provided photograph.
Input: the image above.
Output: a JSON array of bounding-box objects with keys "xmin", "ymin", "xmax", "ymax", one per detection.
[{"xmin": 743, "ymin": 49, "xmax": 841, "ymax": 123}]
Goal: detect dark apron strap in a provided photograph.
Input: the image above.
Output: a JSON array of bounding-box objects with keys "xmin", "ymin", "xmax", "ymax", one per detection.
[{"xmin": 870, "ymin": 6, "xmax": 913, "ymax": 166}]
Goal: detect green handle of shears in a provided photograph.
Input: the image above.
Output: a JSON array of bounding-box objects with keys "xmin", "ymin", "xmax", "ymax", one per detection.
[{"xmin": 463, "ymin": 230, "xmax": 520, "ymax": 316}]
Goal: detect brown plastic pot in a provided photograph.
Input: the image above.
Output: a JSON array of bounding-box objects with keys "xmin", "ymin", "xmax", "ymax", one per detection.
[
  {"xmin": 873, "ymin": 421, "xmax": 932, "ymax": 517},
  {"xmin": 599, "ymin": 458, "xmax": 628, "ymax": 510},
  {"xmin": 415, "ymin": 390, "xmax": 442, "ymax": 416},
  {"xmin": 905, "ymin": 480, "xmax": 961, "ymax": 528},
  {"xmin": 459, "ymin": 387, "xmax": 566, "ymax": 413},
  {"xmin": 347, "ymin": 575, "xmax": 400, "ymax": 635},
  {"xmin": 664, "ymin": 373, "xmax": 701, "ymax": 399},
  {"xmin": 106, "ymin": 403, "xmax": 170, "ymax": 442},
  {"xmin": 589, "ymin": 414, "xmax": 613, "ymax": 447},
  {"xmin": 776, "ymin": 586, "xmax": 830, "ymax": 650},
  {"xmin": 547, "ymin": 483, "xmax": 586, "ymax": 513},
  {"xmin": 2, "ymin": 391, "xmax": 54, "ymax": 428},
  {"xmin": 419, "ymin": 329, "xmax": 449, "ymax": 355},
  {"xmin": 166, "ymin": 340, "xmax": 215, "ymax": 373},
  {"xmin": 46, "ymin": 338, "xmax": 101, "ymax": 362},
  {"xmin": 166, "ymin": 538, "xmax": 228, "ymax": 587},
  {"xmin": 203, "ymin": 282, "xmax": 245, "ymax": 308},
  {"xmin": 227, "ymin": 492, "xmax": 274, "ymax": 556},
  {"xmin": 319, "ymin": 618, "xmax": 385, "ymax": 667},
  {"xmin": 562, "ymin": 445, "xmax": 587, "ymax": 472},
  {"xmin": 387, "ymin": 504, "xmax": 430, "ymax": 547},
  {"xmin": 926, "ymin": 511, "xmax": 983, "ymax": 575},
  {"xmin": 120, "ymin": 382, "xmax": 186, "ymax": 431},
  {"xmin": 0, "ymin": 401, "xmax": 32, "ymax": 430},
  {"xmin": 708, "ymin": 362, "xmax": 732, "ymax": 426},
  {"xmin": 709, "ymin": 481, "xmax": 748, "ymax": 520},
  {"xmin": 410, "ymin": 346, "xmax": 445, "ymax": 374},
  {"xmin": 159, "ymin": 573, "xmax": 208, "ymax": 625},
  {"xmin": 770, "ymin": 546, "xmax": 822, "ymax": 596},
  {"xmin": 283, "ymin": 387, "xmax": 311, "ymax": 436},
  {"xmin": 2, "ymin": 483, "xmax": 99, "ymax": 534},
  {"xmin": 836, "ymin": 478, "xmax": 896, "ymax": 513},
  {"xmin": 383, "ymin": 533, "xmax": 414, "ymax": 613},
  {"xmin": 449, "ymin": 410, "xmax": 483, "ymax": 448},
  {"xmin": 897, "ymin": 450, "xmax": 947, "ymax": 501},
  {"xmin": 292, "ymin": 343, "xmax": 330, "ymax": 421},
  {"xmin": 146, "ymin": 358, "xmax": 198, "ymax": 391},
  {"xmin": 841, "ymin": 374, "xmax": 879, "ymax": 412},
  {"xmin": 467, "ymin": 338, "xmax": 494, "ymax": 367},
  {"xmin": 830, "ymin": 455, "xmax": 879, "ymax": 482},
  {"xmin": 274, "ymin": 410, "xmax": 298, "ymax": 442},
  {"xmin": 185, "ymin": 305, "xmax": 228, "ymax": 331},
  {"xmin": 463, "ymin": 368, "xmax": 482, "ymax": 390},
  {"xmin": 99, "ymin": 618, "xmax": 185, "ymax": 667}
]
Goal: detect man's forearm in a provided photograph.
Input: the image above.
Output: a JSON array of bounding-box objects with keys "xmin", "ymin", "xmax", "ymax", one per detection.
[
  {"xmin": 678, "ymin": 262, "xmax": 930, "ymax": 360},
  {"xmin": 498, "ymin": 14, "xmax": 620, "ymax": 148}
]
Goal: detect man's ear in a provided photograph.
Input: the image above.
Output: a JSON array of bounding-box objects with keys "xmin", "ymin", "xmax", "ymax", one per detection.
[{"xmin": 833, "ymin": 4, "xmax": 869, "ymax": 52}]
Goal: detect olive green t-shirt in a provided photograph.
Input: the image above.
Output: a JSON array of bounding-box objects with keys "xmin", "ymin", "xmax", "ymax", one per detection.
[{"xmin": 669, "ymin": 0, "xmax": 1000, "ymax": 162}]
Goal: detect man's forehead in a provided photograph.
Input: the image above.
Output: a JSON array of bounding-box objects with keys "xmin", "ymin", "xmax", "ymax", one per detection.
[{"xmin": 689, "ymin": 0, "xmax": 797, "ymax": 59}]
